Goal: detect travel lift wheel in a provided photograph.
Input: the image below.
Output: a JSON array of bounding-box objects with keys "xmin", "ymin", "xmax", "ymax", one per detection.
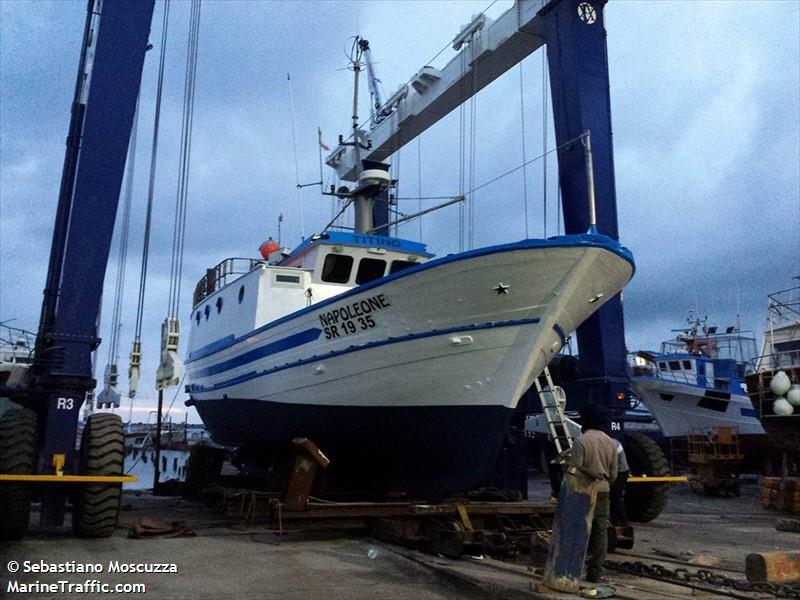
[
  {"xmin": 0, "ymin": 407, "xmax": 38, "ymax": 541},
  {"xmin": 72, "ymin": 412, "xmax": 124, "ymax": 538},
  {"xmin": 623, "ymin": 432, "xmax": 670, "ymax": 523}
]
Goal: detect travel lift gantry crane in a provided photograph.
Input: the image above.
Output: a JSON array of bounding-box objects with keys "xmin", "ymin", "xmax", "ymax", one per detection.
[
  {"xmin": 0, "ymin": 0, "xmax": 154, "ymax": 540},
  {"xmin": 0, "ymin": 0, "xmax": 667, "ymax": 541},
  {"xmin": 326, "ymin": 0, "xmax": 670, "ymax": 518}
]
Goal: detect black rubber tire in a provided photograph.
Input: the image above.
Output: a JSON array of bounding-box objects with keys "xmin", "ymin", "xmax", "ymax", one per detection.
[
  {"xmin": 0, "ymin": 408, "xmax": 37, "ymax": 541},
  {"xmin": 623, "ymin": 432, "xmax": 670, "ymax": 523},
  {"xmin": 72, "ymin": 412, "xmax": 124, "ymax": 538}
]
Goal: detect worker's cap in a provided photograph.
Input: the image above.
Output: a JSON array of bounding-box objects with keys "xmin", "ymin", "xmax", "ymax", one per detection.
[{"xmin": 579, "ymin": 404, "xmax": 610, "ymax": 431}]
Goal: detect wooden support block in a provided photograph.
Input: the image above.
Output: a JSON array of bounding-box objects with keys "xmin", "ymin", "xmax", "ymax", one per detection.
[
  {"xmin": 746, "ymin": 551, "xmax": 800, "ymax": 584},
  {"xmin": 775, "ymin": 519, "xmax": 800, "ymax": 533}
]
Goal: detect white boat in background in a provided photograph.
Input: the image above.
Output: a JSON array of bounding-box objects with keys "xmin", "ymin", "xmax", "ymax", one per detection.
[
  {"xmin": 0, "ymin": 324, "xmax": 35, "ymax": 418},
  {"xmin": 746, "ymin": 281, "xmax": 800, "ymax": 451},
  {"xmin": 628, "ymin": 317, "xmax": 764, "ymax": 438},
  {"xmin": 122, "ymin": 422, "xmax": 211, "ymax": 490}
]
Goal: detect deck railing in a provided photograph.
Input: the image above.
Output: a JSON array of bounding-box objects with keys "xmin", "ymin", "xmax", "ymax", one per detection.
[
  {"xmin": 766, "ymin": 285, "xmax": 800, "ymax": 327},
  {"xmin": 0, "ymin": 324, "xmax": 36, "ymax": 364},
  {"xmin": 192, "ymin": 257, "xmax": 262, "ymax": 307},
  {"xmin": 752, "ymin": 349, "xmax": 800, "ymax": 372}
]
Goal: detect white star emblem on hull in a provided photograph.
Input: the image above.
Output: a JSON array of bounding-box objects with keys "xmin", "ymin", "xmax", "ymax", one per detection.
[{"xmin": 493, "ymin": 283, "xmax": 510, "ymax": 295}]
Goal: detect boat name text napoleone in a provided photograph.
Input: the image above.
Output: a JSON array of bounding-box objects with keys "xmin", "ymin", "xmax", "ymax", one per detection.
[{"xmin": 319, "ymin": 293, "xmax": 392, "ymax": 339}]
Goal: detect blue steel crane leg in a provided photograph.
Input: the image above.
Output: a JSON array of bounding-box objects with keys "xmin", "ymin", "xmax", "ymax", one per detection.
[
  {"xmin": 34, "ymin": 0, "xmax": 154, "ymax": 528},
  {"xmin": 541, "ymin": 0, "xmax": 629, "ymax": 428}
]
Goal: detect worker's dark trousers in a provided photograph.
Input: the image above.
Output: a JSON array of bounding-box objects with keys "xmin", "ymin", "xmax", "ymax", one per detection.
[
  {"xmin": 610, "ymin": 471, "xmax": 629, "ymax": 526},
  {"xmin": 586, "ymin": 491, "xmax": 610, "ymax": 581}
]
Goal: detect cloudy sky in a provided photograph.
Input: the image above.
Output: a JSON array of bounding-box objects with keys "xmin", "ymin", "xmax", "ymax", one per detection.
[{"xmin": 1, "ymin": 0, "xmax": 798, "ymax": 424}]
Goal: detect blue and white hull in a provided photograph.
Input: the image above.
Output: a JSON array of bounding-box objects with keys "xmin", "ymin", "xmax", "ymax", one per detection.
[{"xmin": 185, "ymin": 234, "xmax": 634, "ymax": 495}]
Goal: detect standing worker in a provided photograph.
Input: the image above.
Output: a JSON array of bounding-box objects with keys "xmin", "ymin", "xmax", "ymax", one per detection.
[
  {"xmin": 610, "ymin": 438, "xmax": 630, "ymax": 526},
  {"xmin": 566, "ymin": 405, "xmax": 618, "ymax": 583}
]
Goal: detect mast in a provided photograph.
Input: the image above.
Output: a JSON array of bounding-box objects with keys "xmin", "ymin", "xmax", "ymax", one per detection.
[{"xmin": 347, "ymin": 37, "xmax": 388, "ymax": 234}]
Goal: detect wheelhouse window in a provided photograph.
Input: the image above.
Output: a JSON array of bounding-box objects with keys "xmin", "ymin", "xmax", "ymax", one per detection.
[
  {"xmin": 658, "ymin": 362, "xmax": 667, "ymax": 370},
  {"xmin": 275, "ymin": 274, "xmax": 301, "ymax": 284},
  {"xmin": 668, "ymin": 361, "xmax": 680, "ymax": 370},
  {"xmin": 356, "ymin": 258, "xmax": 386, "ymax": 284},
  {"xmin": 321, "ymin": 254, "xmax": 354, "ymax": 283},
  {"xmin": 682, "ymin": 360, "xmax": 692, "ymax": 370},
  {"xmin": 390, "ymin": 260, "xmax": 417, "ymax": 274}
]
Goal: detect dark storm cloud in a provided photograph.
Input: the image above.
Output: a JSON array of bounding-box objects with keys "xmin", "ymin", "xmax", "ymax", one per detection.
[{"xmin": 1, "ymin": 1, "xmax": 798, "ymax": 421}]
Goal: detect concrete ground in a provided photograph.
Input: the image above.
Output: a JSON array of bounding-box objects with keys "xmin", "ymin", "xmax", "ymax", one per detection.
[{"xmin": 2, "ymin": 477, "xmax": 798, "ymax": 599}]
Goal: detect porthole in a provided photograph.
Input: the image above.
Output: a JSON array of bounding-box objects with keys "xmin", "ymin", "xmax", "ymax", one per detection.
[
  {"xmin": 216, "ymin": 297, "xmax": 223, "ymax": 313},
  {"xmin": 204, "ymin": 305, "xmax": 210, "ymax": 320},
  {"xmin": 238, "ymin": 285, "xmax": 245, "ymax": 303}
]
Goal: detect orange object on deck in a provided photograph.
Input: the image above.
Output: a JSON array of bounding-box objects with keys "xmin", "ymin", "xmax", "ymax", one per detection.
[{"xmin": 259, "ymin": 238, "xmax": 280, "ymax": 259}]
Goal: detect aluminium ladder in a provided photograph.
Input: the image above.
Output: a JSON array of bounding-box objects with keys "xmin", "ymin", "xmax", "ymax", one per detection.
[{"xmin": 533, "ymin": 367, "xmax": 574, "ymax": 456}]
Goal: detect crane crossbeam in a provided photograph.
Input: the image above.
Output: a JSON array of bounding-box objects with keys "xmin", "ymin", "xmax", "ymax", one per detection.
[{"xmin": 326, "ymin": 0, "xmax": 547, "ymax": 182}]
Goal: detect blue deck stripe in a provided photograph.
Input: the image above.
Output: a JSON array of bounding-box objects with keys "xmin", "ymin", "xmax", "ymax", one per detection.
[
  {"xmin": 191, "ymin": 328, "xmax": 322, "ymax": 379},
  {"xmin": 190, "ymin": 334, "xmax": 236, "ymax": 362},
  {"xmin": 186, "ymin": 317, "xmax": 541, "ymax": 395},
  {"xmin": 740, "ymin": 407, "xmax": 756, "ymax": 418},
  {"xmin": 186, "ymin": 233, "xmax": 634, "ymax": 365}
]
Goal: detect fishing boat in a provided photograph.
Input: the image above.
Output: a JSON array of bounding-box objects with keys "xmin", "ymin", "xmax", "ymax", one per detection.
[
  {"xmin": 627, "ymin": 316, "xmax": 764, "ymax": 439},
  {"xmin": 182, "ymin": 38, "xmax": 636, "ymax": 496},
  {"xmin": 745, "ymin": 281, "xmax": 800, "ymax": 451},
  {"xmin": 184, "ymin": 193, "xmax": 634, "ymax": 496}
]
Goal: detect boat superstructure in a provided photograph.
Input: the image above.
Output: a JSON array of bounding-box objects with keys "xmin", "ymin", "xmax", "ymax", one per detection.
[
  {"xmin": 0, "ymin": 324, "xmax": 35, "ymax": 417},
  {"xmin": 0, "ymin": 324, "xmax": 34, "ymax": 387},
  {"xmin": 628, "ymin": 317, "xmax": 763, "ymax": 438},
  {"xmin": 746, "ymin": 282, "xmax": 800, "ymax": 450}
]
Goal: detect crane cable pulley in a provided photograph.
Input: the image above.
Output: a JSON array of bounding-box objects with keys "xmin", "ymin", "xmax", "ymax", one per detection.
[{"xmin": 157, "ymin": 0, "xmax": 202, "ymax": 391}]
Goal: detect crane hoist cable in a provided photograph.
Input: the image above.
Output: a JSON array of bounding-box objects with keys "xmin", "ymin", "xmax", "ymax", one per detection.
[
  {"xmin": 417, "ymin": 136, "xmax": 422, "ymax": 243},
  {"xmin": 287, "ymin": 72, "xmax": 304, "ymax": 240},
  {"xmin": 391, "ymin": 146, "xmax": 400, "ymax": 237},
  {"xmin": 467, "ymin": 40, "xmax": 478, "ymax": 251},
  {"xmin": 542, "ymin": 48, "xmax": 549, "ymax": 238},
  {"xmin": 129, "ymin": 0, "xmax": 171, "ymax": 400},
  {"xmin": 157, "ymin": 0, "xmax": 202, "ymax": 392},
  {"xmin": 96, "ymin": 98, "xmax": 140, "ymax": 410},
  {"xmin": 468, "ymin": 83, "xmax": 477, "ymax": 250},
  {"xmin": 519, "ymin": 63, "xmax": 529, "ymax": 239},
  {"xmin": 458, "ymin": 50, "xmax": 467, "ymax": 252}
]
